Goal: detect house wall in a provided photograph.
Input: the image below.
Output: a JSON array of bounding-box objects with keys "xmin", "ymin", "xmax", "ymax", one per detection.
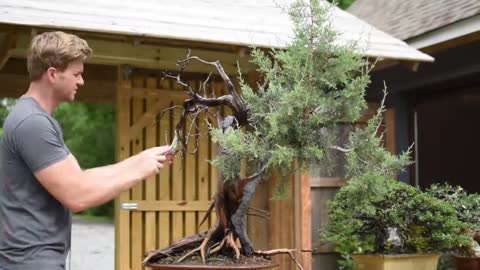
[
  {"xmin": 366, "ymin": 40, "xmax": 480, "ymax": 187},
  {"xmin": 415, "ymin": 89, "xmax": 480, "ymax": 192}
]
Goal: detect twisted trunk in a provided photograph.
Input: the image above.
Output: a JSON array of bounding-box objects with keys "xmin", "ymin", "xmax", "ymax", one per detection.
[{"xmin": 143, "ymin": 160, "xmax": 267, "ymax": 264}]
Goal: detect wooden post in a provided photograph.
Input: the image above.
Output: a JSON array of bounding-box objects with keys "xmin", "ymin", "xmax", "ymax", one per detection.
[
  {"xmin": 131, "ymin": 75, "xmax": 145, "ymax": 270},
  {"xmin": 115, "ymin": 65, "xmax": 132, "ymax": 270},
  {"xmin": 384, "ymin": 108, "xmax": 397, "ymax": 155},
  {"xmin": 296, "ymin": 172, "xmax": 312, "ymax": 270},
  {"xmin": 144, "ymin": 77, "xmax": 159, "ymax": 256}
]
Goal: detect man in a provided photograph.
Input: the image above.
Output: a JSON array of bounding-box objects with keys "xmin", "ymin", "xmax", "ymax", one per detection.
[{"xmin": 0, "ymin": 31, "xmax": 172, "ymax": 270}]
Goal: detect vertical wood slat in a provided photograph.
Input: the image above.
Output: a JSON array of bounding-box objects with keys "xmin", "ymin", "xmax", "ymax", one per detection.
[
  {"xmin": 185, "ymin": 80, "xmax": 197, "ymax": 236},
  {"xmin": 209, "ymin": 82, "xmax": 223, "ymax": 228},
  {"xmin": 198, "ymin": 110, "xmax": 210, "ymax": 231},
  {"xmin": 144, "ymin": 77, "xmax": 158, "ymax": 256},
  {"xmin": 158, "ymin": 100, "xmax": 172, "ymax": 248},
  {"xmin": 115, "ymin": 66, "xmax": 132, "ymax": 270},
  {"xmin": 131, "ymin": 76, "xmax": 145, "ymax": 270},
  {"xmin": 270, "ymin": 171, "xmax": 295, "ymax": 270},
  {"xmin": 172, "ymin": 91, "xmax": 184, "ymax": 240}
]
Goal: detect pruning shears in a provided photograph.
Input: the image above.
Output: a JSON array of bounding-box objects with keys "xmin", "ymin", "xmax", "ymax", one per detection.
[{"xmin": 166, "ymin": 132, "xmax": 180, "ymax": 159}]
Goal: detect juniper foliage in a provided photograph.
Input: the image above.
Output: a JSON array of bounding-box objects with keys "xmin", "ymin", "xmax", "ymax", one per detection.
[{"xmin": 210, "ymin": 0, "xmax": 374, "ymax": 190}]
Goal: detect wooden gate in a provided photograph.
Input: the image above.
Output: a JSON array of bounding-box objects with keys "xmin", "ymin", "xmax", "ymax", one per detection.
[{"xmin": 114, "ymin": 69, "xmax": 220, "ymax": 270}]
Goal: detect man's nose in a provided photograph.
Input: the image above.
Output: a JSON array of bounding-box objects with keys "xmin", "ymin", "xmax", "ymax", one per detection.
[{"xmin": 78, "ymin": 75, "xmax": 84, "ymax": 86}]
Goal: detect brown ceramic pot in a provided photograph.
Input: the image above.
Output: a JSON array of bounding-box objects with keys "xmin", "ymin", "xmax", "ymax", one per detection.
[
  {"xmin": 452, "ymin": 256, "xmax": 480, "ymax": 270},
  {"xmin": 145, "ymin": 263, "xmax": 278, "ymax": 270}
]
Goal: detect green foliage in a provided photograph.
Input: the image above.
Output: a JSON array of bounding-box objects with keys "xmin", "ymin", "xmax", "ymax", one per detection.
[
  {"xmin": 0, "ymin": 98, "xmax": 17, "ymax": 125},
  {"xmin": 54, "ymin": 102, "xmax": 115, "ymax": 168},
  {"xmin": 54, "ymin": 102, "xmax": 115, "ymax": 217},
  {"xmin": 345, "ymin": 108, "xmax": 412, "ymax": 179},
  {"xmin": 211, "ymin": 0, "xmax": 370, "ymax": 181},
  {"xmin": 322, "ymin": 173, "xmax": 471, "ymax": 255},
  {"xmin": 427, "ymin": 184, "xmax": 480, "ymax": 256},
  {"xmin": 327, "ymin": 0, "xmax": 356, "ymax": 10}
]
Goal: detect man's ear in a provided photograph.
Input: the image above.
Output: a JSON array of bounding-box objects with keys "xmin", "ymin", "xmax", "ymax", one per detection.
[{"xmin": 45, "ymin": 67, "xmax": 57, "ymax": 83}]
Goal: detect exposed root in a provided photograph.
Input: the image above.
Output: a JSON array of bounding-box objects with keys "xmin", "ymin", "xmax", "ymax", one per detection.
[
  {"xmin": 162, "ymin": 231, "xmax": 245, "ymax": 265},
  {"xmin": 177, "ymin": 247, "xmax": 201, "ymax": 263},
  {"xmin": 199, "ymin": 235, "xmax": 210, "ymax": 264},
  {"xmin": 143, "ymin": 231, "xmax": 207, "ymax": 263},
  {"xmin": 209, "ymin": 237, "xmax": 226, "ymax": 254},
  {"xmin": 226, "ymin": 233, "xmax": 240, "ymax": 260}
]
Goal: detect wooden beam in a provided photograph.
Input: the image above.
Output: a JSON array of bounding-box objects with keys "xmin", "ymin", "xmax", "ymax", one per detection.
[
  {"xmin": 0, "ymin": 68, "xmax": 116, "ymax": 103},
  {"xmin": 310, "ymin": 177, "xmax": 347, "ymax": 188},
  {"xmin": 420, "ymin": 28, "xmax": 480, "ymax": 54},
  {"xmin": 0, "ymin": 58, "xmax": 117, "ymax": 102},
  {"xmin": 10, "ymin": 32, "xmax": 256, "ymax": 74},
  {"xmin": 0, "ymin": 32, "xmax": 17, "ymax": 71}
]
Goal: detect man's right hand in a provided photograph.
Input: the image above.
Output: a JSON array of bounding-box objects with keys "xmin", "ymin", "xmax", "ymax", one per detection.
[{"xmin": 130, "ymin": 145, "xmax": 172, "ymax": 180}]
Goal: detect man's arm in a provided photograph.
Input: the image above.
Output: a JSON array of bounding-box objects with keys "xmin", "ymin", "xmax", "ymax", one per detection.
[{"xmin": 34, "ymin": 146, "xmax": 170, "ymax": 212}]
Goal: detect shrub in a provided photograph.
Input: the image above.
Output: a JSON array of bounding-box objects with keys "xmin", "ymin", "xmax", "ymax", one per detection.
[
  {"xmin": 322, "ymin": 172, "xmax": 471, "ymax": 255},
  {"xmin": 428, "ymin": 183, "xmax": 480, "ymax": 257}
]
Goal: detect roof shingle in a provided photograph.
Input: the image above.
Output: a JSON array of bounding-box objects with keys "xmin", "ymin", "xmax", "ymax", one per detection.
[
  {"xmin": 0, "ymin": 0, "xmax": 433, "ymax": 62},
  {"xmin": 348, "ymin": 0, "xmax": 480, "ymax": 40}
]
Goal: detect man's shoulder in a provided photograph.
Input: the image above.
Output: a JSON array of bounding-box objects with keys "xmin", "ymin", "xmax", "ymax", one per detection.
[
  {"xmin": 4, "ymin": 99, "xmax": 53, "ymax": 132},
  {"xmin": 4, "ymin": 110, "xmax": 51, "ymax": 134}
]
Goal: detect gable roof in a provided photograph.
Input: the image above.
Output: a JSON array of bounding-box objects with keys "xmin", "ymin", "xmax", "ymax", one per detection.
[
  {"xmin": 348, "ymin": 0, "xmax": 480, "ymax": 41},
  {"xmin": 0, "ymin": 0, "xmax": 433, "ymax": 62}
]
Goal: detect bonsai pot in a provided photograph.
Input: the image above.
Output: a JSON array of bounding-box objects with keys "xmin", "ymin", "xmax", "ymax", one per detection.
[
  {"xmin": 145, "ymin": 263, "xmax": 278, "ymax": 270},
  {"xmin": 452, "ymin": 256, "xmax": 480, "ymax": 270},
  {"xmin": 352, "ymin": 254, "xmax": 440, "ymax": 270}
]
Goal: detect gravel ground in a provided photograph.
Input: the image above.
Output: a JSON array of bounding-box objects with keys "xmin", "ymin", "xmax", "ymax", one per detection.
[{"xmin": 69, "ymin": 216, "xmax": 115, "ymax": 270}]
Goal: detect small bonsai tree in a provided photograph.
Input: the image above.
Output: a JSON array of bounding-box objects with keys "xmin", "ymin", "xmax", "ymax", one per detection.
[
  {"xmin": 144, "ymin": 0, "xmax": 412, "ymax": 268},
  {"xmin": 321, "ymin": 109, "xmax": 472, "ymax": 267},
  {"xmin": 428, "ymin": 184, "xmax": 480, "ymax": 257},
  {"xmin": 323, "ymin": 173, "xmax": 471, "ymax": 255}
]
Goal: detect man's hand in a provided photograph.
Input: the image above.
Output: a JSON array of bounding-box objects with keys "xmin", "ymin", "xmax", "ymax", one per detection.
[{"xmin": 130, "ymin": 145, "xmax": 172, "ymax": 180}]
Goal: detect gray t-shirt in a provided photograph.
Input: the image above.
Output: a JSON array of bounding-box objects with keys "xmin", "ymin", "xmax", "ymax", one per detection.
[{"xmin": 0, "ymin": 97, "xmax": 71, "ymax": 270}]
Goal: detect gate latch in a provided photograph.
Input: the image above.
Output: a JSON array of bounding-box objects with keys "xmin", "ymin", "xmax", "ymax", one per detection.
[{"xmin": 121, "ymin": 203, "xmax": 138, "ymax": 210}]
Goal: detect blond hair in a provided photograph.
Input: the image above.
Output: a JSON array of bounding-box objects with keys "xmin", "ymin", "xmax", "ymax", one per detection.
[{"xmin": 27, "ymin": 31, "xmax": 92, "ymax": 81}]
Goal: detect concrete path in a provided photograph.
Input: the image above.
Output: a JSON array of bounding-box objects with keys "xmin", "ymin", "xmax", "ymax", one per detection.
[{"xmin": 69, "ymin": 216, "xmax": 115, "ymax": 270}]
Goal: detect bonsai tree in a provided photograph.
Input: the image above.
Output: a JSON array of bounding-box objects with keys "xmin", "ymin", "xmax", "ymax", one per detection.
[
  {"xmin": 427, "ymin": 183, "xmax": 480, "ymax": 257},
  {"xmin": 321, "ymin": 114, "xmax": 472, "ymax": 268},
  {"xmin": 144, "ymin": 0, "xmax": 408, "ymax": 268},
  {"xmin": 322, "ymin": 173, "xmax": 471, "ymax": 256}
]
